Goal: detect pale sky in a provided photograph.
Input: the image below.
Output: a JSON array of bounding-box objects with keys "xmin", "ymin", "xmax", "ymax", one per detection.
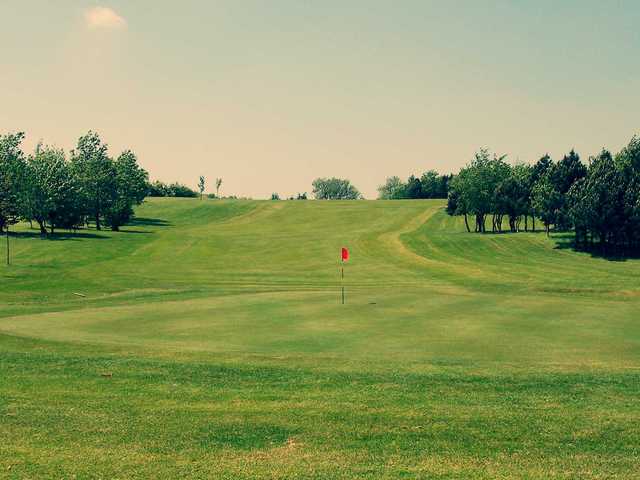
[{"xmin": 1, "ymin": 1, "xmax": 639, "ymax": 199}]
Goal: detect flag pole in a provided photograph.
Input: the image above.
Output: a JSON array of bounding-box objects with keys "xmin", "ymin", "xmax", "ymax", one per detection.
[{"xmin": 341, "ymin": 259, "xmax": 344, "ymax": 305}]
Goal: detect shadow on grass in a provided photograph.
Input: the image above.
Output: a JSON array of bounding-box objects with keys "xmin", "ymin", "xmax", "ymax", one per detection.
[
  {"xmin": 553, "ymin": 232, "xmax": 640, "ymax": 261},
  {"xmin": 462, "ymin": 229, "xmax": 640, "ymax": 261},
  {"xmin": 127, "ymin": 217, "xmax": 172, "ymax": 227},
  {"xmin": 117, "ymin": 229, "xmax": 153, "ymax": 234},
  {"xmin": 10, "ymin": 231, "xmax": 109, "ymax": 241}
]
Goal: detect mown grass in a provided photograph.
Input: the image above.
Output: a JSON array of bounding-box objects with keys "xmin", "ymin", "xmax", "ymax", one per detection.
[{"xmin": 1, "ymin": 198, "xmax": 639, "ymax": 478}]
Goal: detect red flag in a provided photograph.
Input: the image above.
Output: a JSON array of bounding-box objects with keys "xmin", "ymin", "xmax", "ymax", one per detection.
[{"xmin": 341, "ymin": 247, "xmax": 349, "ymax": 262}]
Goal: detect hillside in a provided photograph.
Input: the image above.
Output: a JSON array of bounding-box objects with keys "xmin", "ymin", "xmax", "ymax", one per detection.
[{"xmin": 1, "ymin": 198, "xmax": 639, "ymax": 478}]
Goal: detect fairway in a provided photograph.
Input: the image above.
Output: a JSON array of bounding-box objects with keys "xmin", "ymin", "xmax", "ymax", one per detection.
[{"xmin": 2, "ymin": 198, "xmax": 639, "ymax": 478}]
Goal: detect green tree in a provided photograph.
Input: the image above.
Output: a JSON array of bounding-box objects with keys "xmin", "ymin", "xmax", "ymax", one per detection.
[
  {"xmin": 452, "ymin": 149, "xmax": 509, "ymax": 233},
  {"xmin": 23, "ymin": 144, "xmax": 80, "ymax": 234},
  {"xmin": 447, "ymin": 174, "xmax": 470, "ymax": 231},
  {"xmin": 528, "ymin": 154, "xmax": 554, "ymax": 231},
  {"xmin": 574, "ymin": 150, "xmax": 623, "ymax": 252},
  {"xmin": 420, "ymin": 170, "xmax": 439, "ymax": 198},
  {"xmin": 377, "ymin": 176, "xmax": 405, "ymax": 199},
  {"xmin": 404, "ymin": 175, "xmax": 422, "ymax": 199},
  {"xmin": 0, "ymin": 132, "xmax": 26, "ymax": 233},
  {"xmin": 198, "ymin": 176, "xmax": 205, "ymax": 200},
  {"xmin": 494, "ymin": 165, "xmax": 530, "ymax": 232},
  {"xmin": 531, "ymin": 174, "xmax": 562, "ymax": 236},
  {"xmin": 215, "ymin": 178, "xmax": 222, "ymax": 198},
  {"xmin": 70, "ymin": 132, "xmax": 115, "ymax": 231},
  {"xmin": 549, "ymin": 150, "xmax": 587, "ymax": 230},
  {"xmin": 312, "ymin": 177, "xmax": 362, "ymax": 200},
  {"xmin": 616, "ymin": 136, "xmax": 640, "ymax": 250},
  {"xmin": 104, "ymin": 150, "xmax": 149, "ymax": 231}
]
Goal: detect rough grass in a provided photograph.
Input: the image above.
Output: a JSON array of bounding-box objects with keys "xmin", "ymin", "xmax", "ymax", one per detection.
[{"xmin": 1, "ymin": 198, "xmax": 639, "ymax": 478}]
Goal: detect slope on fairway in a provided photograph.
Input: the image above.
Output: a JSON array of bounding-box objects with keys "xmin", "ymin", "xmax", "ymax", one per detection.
[
  {"xmin": 1, "ymin": 198, "xmax": 639, "ymax": 479},
  {"xmin": 1, "ymin": 198, "xmax": 638, "ymax": 370}
]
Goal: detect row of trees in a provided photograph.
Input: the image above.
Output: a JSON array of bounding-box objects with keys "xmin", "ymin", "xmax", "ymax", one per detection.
[
  {"xmin": 378, "ymin": 171, "xmax": 452, "ymax": 199},
  {"xmin": 147, "ymin": 180, "xmax": 198, "ymax": 198},
  {"xmin": 447, "ymin": 136, "xmax": 640, "ymax": 254},
  {"xmin": 447, "ymin": 148, "xmax": 588, "ymax": 234},
  {"xmin": 312, "ymin": 178, "xmax": 362, "ymax": 200},
  {"xmin": 148, "ymin": 177, "xmax": 224, "ymax": 199},
  {"xmin": 0, "ymin": 132, "xmax": 148, "ymax": 234},
  {"xmin": 271, "ymin": 192, "xmax": 308, "ymax": 200},
  {"xmin": 569, "ymin": 139, "xmax": 640, "ymax": 253}
]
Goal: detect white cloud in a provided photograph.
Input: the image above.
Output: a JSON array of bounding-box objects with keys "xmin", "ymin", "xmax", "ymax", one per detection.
[{"xmin": 84, "ymin": 6, "xmax": 127, "ymax": 30}]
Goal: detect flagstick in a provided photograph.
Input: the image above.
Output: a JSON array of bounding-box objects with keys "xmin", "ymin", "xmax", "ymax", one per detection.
[{"xmin": 341, "ymin": 261, "xmax": 344, "ymax": 305}]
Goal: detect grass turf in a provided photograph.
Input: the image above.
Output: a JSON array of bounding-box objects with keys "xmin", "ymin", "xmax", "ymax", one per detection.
[{"xmin": 1, "ymin": 198, "xmax": 639, "ymax": 478}]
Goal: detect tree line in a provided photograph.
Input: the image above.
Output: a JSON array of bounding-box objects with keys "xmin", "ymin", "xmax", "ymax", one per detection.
[
  {"xmin": 378, "ymin": 171, "xmax": 452, "ymax": 200},
  {"xmin": 0, "ymin": 131, "xmax": 147, "ymax": 234},
  {"xmin": 312, "ymin": 178, "xmax": 362, "ymax": 200},
  {"xmin": 447, "ymin": 135, "xmax": 640, "ymax": 254},
  {"xmin": 270, "ymin": 178, "xmax": 361, "ymax": 200}
]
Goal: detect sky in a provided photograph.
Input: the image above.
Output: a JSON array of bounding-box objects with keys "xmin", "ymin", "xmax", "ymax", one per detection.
[{"xmin": 1, "ymin": 1, "xmax": 639, "ymax": 199}]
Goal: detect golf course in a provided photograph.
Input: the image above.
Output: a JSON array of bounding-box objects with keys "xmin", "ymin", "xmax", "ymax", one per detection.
[{"xmin": 1, "ymin": 197, "xmax": 639, "ymax": 478}]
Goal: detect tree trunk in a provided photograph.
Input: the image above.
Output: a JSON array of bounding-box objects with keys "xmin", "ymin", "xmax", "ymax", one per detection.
[
  {"xmin": 463, "ymin": 213, "xmax": 470, "ymax": 233},
  {"xmin": 95, "ymin": 196, "xmax": 101, "ymax": 230}
]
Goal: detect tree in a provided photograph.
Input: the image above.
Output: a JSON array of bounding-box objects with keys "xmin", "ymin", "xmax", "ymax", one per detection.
[
  {"xmin": 494, "ymin": 166, "xmax": 530, "ymax": 233},
  {"xmin": 378, "ymin": 171, "xmax": 451, "ymax": 200},
  {"xmin": 566, "ymin": 149, "xmax": 627, "ymax": 253},
  {"xmin": 312, "ymin": 177, "xmax": 362, "ymax": 200},
  {"xmin": 528, "ymin": 154, "xmax": 554, "ymax": 232},
  {"xmin": 531, "ymin": 154, "xmax": 553, "ymax": 185},
  {"xmin": 549, "ymin": 149, "xmax": 587, "ymax": 230},
  {"xmin": 146, "ymin": 180, "xmax": 171, "ymax": 197},
  {"xmin": 22, "ymin": 144, "xmax": 80, "ymax": 234},
  {"xmin": 437, "ymin": 174, "xmax": 453, "ymax": 199},
  {"xmin": 147, "ymin": 181, "xmax": 197, "ymax": 198},
  {"xmin": 420, "ymin": 170, "xmax": 452, "ymax": 199},
  {"xmin": 420, "ymin": 170, "xmax": 439, "ymax": 198},
  {"xmin": 377, "ymin": 176, "xmax": 405, "ymax": 199},
  {"xmin": 449, "ymin": 149, "xmax": 509, "ymax": 233},
  {"xmin": 271, "ymin": 192, "xmax": 280, "ymax": 200},
  {"xmin": 198, "ymin": 176, "xmax": 206, "ymax": 200},
  {"xmin": 70, "ymin": 132, "xmax": 115, "ymax": 231},
  {"xmin": 0, "ymin": 132, "xmax": 26, "ymax": 233},
  {"xmin": 104, "ymin": 150, "xmax": 149, "ymax": 231},
  {"xmin": 215, "ymin": 178, "xmax": 222, "ymax": 198},
  {"xmin": 531, "ymin": 173, "xmax": 562, "ymax": 236},
  {"xmin": 616, "ymin": 136, "xmax": 640, "ymax": 251},
  {"xmin": 447, "ymin": 174, "xmax": 470, "ymax": 232},
  {"xmin": 404, "ymin": 175, "xmax": 422, "ymax": 199}
]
